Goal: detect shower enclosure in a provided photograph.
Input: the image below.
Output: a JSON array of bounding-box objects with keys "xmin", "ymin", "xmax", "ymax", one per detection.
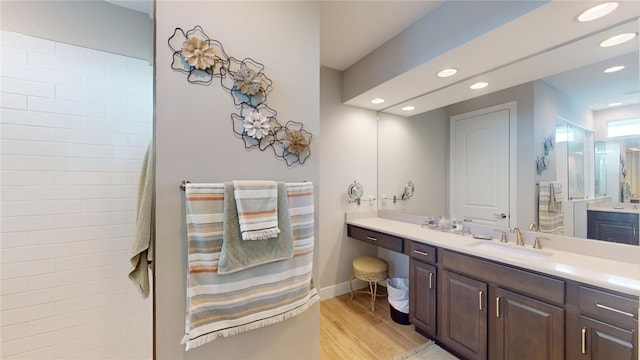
[{"xmin": 1, "ymin": 2, "xmax": 153, "ymax": 358}]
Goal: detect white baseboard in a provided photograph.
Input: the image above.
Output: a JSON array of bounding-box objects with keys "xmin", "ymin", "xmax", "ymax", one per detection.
[
  {"xmin": 319, "ymin": 279, "xmax": 366, "ymax": 300},
  {"xmin": 318, "ymin": 278, "xmax": 393, "ymax": 300}
]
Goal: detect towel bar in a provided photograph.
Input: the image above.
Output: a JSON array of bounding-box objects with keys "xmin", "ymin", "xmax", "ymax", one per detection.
[
  {"xmin": 179, "ymin": 180, "xmax": 191, "ymax": 191},
  {"xmin": 180, "ymin": 179, "xmax": 309, "ymax": 191}
]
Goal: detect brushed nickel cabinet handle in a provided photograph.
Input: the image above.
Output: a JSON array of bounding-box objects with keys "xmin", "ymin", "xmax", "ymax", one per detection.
[
  {"xmin": 478, "ymin": 291, "xmax": 484, "ymax": 311},
  {"xmin": 581, "ymin": 328, "xmax": 587, "ymax": 354},
  {"xmin": 595, "ymin": 302, "xmax": 635, "ymax": 317},
  {"xmin": 496, "ymin": 296, "xmax": 501, "ymax": 318},
  {"xmin": 413, "ymin": 250, "xmax": 429, "ymax": 256},
  {"xmin": 366, "ymin": 236, "xmax": 377, "ymax": 241},
  {"xmin": 429, "ymin": 272, "xmax": 434, "ymax": 289}
]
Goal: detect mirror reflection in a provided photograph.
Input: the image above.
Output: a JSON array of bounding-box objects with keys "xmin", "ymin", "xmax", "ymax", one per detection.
[{"xmin": 378, "ymin": 19, "xmax": 639, "ymax": 245}]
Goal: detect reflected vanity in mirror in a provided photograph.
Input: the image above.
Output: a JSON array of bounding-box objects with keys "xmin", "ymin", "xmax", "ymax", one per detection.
[
  {"xmin": 587, "ymin": 121, "xmax": 640, "ymax": 245},
  {"xmin": 377, "ymin": 17, "xmax": 639, "ymax": 245}
]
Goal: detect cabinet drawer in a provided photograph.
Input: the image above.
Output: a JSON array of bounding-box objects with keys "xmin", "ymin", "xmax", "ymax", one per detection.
[
  {"xmin": 409, "ymin": 241, "xmax": 436, "ymax": 264},
  {"xmin": 347, "ymin": 225, "xmax": 404, "ymax": 253},
  {"xmin": 442, "ymin": 250, "xmax": 565, "ymax": 304},
  {"xmin": 579, "ymin": 286, "xmax": 639, "ymax": 327}
]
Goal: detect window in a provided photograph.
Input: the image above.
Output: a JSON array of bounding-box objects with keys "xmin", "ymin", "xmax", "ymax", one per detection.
[{"xmin": 607, "ymin": 118, "xmax": 640, "ymax": 138}]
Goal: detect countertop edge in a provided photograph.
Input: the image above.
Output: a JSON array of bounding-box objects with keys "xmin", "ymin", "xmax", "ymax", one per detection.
[{"xmin": 346, "ymin": 217, "xmax": 640, "ymax": 298}]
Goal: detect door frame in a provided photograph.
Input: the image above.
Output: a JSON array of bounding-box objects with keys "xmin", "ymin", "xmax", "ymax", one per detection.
[{"xmin": 449, "ymin": 101, "xmax": 518, "ymax": 228}]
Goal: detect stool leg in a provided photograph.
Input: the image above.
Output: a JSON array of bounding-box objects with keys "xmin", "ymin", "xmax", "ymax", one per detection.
[
  {"xmin": 349, "ymin": 274, "xmax": 355, "ymax": 300},
  {"xmin": 371, "ymin": 281, "xmax": 377, "ymax": 311}
]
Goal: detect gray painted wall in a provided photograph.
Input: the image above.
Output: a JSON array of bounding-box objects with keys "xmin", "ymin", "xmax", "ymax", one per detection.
[
  {"xmin": 155, "ymin": 2, "xmax": 320, "ymax": 359},
  {"xmin": 319, "ymin": 66, "xmax": 378, "ymax": 294}
]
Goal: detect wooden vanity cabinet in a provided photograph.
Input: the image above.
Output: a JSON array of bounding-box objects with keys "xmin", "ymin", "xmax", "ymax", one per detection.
[
  {"xmin": 408, "ymin": 242, "xmax": 437, "ymax": 338},
  {"xmin": 576, "ymin": 286, "xmax": 638, "ymax": 360},
  {"xmin": 440, "ymin": 249, "xmax": 565, "ymax": 360},
  {"xmin": 587, "ymin": 210, "xmax": 639, "ymax": 245},
  {"xmin": 494, "ymin": 287, "xmax": 564, "ymax": 360},
  {"xmin": 348, "ymin": 225, "xmax": 638, "ymax": 360},
  {"xmin": 347, "ymin": 225, "xmax": 404, "ymax": 252},
  {"xmin": 440, "ymin": 269, "xmax": 488, "ymax": 360}
]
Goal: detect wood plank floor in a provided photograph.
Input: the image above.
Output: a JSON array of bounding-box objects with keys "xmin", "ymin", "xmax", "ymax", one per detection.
[{"xmin": 320, "ymin": 288, "xmax": 429, "ymax": 360}]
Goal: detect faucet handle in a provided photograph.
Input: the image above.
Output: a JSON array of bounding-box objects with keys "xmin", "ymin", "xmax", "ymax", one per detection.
[
  {"xmin": 533, "ymin": 236, "xmax": 549, "ymax": 249},
  {"xmin": 494, "ymin": 229, "xmax": 508, "ymax": 243}
]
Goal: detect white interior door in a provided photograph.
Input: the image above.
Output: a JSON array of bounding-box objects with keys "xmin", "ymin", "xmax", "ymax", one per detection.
[{"xmin": 451, "ymin": 106, "xmax": 511, "ymax": 227}]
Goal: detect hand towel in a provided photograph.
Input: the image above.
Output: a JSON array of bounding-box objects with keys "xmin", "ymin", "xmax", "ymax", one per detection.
[
  {"xmin": 233, "ymin": 180, "xmax": 280, "ymax": 240},
  {"xmin": 128, "ymin": 141, "xmax": 154, "ymax": 299},
  {"xmin": 538, "ymin": 181, "xmax": 564, "ymax": 234},
  {"xmin": 548, "ymin": 182, "xmax": 562, "ymax": 212},
  {"xmin": 218, "ymin": 182, "xmax": 294, "ymax": 274}
]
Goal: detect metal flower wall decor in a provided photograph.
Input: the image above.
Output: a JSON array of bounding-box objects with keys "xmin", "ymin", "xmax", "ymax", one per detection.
[
  {"xmin": 168, "ymin": 26, "xmax": 312, "ymax": 166},
  {"xmin": 536, "ymin": 135, "xmax": 555, "ymax": 176}
]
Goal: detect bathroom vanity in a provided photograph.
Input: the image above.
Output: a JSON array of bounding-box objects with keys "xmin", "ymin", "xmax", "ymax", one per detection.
[
  {"xmin": 587, "ymin": 207, "xmax": 640, "ymax": 246},
  {"xmin": 346, "ymin": 215, "xmax": 639, "ymax": 360}
]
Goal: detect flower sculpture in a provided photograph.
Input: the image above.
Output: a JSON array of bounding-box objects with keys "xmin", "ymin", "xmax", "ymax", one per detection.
[
  {"xmin": 181, "ymin": 37, "xmax": 217, "ymax": 70},
  {"xmin": 169, "ymin": 26, "xmax": 313, "ymax": 166},
  {"xmin": 168, "ymin": 26, "xmax": 228, "ymax": 84},
  {"xmin": 285, "ymin": 130, "xmax": 309, "ymax": 155},
  {"xmin": 243, "ymin": 111, "xmax": 271, "ymax": 140},
  {"xmin": 234, "ymin": 64, "xmax": 263, "ymax": 96}
]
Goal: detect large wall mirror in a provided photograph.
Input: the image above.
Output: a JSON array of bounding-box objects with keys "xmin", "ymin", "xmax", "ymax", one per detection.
[{"xmin": 377, "ymin": 17, "xmax": 639, "ymax": 245}]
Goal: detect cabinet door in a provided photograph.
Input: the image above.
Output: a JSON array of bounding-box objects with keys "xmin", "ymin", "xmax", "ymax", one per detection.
[
  {"xmin": 598, "ymin": 223, "xmax": 637, "ymax": 245},
  {"xmin": 579, "ymin": 316, "xmax": 637, "ymax": 360},
  {"xmin": 587, "ymin": 210, "xmax": 639, "ymax": 245},
  {"xmin": 409, "ymin": 260, "xmax": 436, "ymax": 336},
  {"xmin": 441, "ymin": 270, "xmax": 488, "ymax": 360},
  {"xmin": 494, "ymin": 288, "xmax": 564, "ymax": 360}
]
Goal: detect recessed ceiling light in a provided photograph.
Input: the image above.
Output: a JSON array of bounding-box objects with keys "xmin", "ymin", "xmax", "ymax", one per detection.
[
  {"xmin": 371, "ymin": 98, "xmax": 385, "ymax": 104},
  {"xmin": 402, "ymin": 106, "xmax": 415, "ymax": 111},
  {"xmin": 608, "ymin": 102, "xmax": 622, "ymax": 107},
  {"xmin": 604, "ymin": 65, "xmax": 625, "ymax": 73},
  {"xmin": 470, "ymin": 82, "xmax": 488, "ymax": 90},
  {"xmin": 600, "ymin": 33, "xmax": 636, "ymax": 47},
  {"xmin": 437, "ymin": 68, "xmax": 457, "ymax": 78},
  {"xmin": 578, "ymin": 2, "xmax": 619, "ymax": 22}
]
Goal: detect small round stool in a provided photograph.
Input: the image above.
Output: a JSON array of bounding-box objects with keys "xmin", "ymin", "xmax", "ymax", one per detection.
[{"xmin": 349, "ymin": 256, "xmax": 389, "ymax": 311}]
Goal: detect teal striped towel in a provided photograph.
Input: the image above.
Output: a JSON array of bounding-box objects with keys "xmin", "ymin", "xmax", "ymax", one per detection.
[{"xmin": 233, "ymin": 180, "xmax": 280, "ymax": 240}]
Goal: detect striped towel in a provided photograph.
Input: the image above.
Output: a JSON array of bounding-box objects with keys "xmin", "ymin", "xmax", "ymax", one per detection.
[
  {"xmin": 183, "ymin": 182, "xmax": 319, "ymax": 350},
  {"xmin": 539, "ymin": 182, "xmax": 564, "ymax": 235},
  {"xmin": 233, "ymin": 180, "xmax": 280, "ymax": 240}
]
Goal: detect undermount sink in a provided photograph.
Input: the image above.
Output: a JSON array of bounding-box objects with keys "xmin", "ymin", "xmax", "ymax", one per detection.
[{"xmin": 467, "ymin": 241, "xmax": 553, "ymax": 260}]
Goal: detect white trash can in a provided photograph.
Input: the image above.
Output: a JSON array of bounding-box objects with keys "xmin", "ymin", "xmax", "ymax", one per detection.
[{"xmin": 387, "ymin": 278, "xmax": 410, "ymax": 325}]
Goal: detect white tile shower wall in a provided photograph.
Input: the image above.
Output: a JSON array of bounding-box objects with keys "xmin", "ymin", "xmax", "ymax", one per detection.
[{"xmin": 0, "ymin": 31, "xmax": 153, "ymax": 359}]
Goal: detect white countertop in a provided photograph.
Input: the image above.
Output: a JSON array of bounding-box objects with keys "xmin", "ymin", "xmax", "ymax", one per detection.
[
  {"xmin": 588, "ymin": 201, "xmax": 640, "ymax": 214},
  {"xmin": 346, "ymin": 216, "xmax": 640, "ymax": 297},
  {"xmin": 588, "ymin": 206, "xmax": 640, "ymax": 214}
]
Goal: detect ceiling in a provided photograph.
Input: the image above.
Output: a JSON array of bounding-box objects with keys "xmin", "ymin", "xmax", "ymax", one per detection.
[
  {"xmin": 108, "ymin": 1, "xmax": 639, "ymax": 115},
  {"xmin": 319, "ymin": 1, "xmax": 442, "ymax": 71},
  {"xmin": 320, "ymin": 1, "xmax": 639, "ymax": 116},
  {"xmin": 104, "ymin": 0, "xmax": 153, "ymax": 18}
]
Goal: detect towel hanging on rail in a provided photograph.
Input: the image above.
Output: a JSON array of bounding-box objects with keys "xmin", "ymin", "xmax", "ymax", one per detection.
[
  {"xmin": 233, "ymin": 180, "xmax": 280, "ymax": 240},
  {"xmin": 538, "ymin": 181, "xmax": 564, "ymax": 234},
  {"xmin": 128, "ymin": 141, "xmax": 154, "ymax": 299},
  {"xmin": 181, "ymin": 181, "xmax": 318, "ymax": 350},
  {"xmin": 218, "ymin": 182, "xmax": 294, "ymax": 274}
]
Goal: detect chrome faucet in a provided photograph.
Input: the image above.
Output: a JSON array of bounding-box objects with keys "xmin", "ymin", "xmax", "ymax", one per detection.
[{"xmin": 510, "ymin": 227, "xmax": 525, "ymax": 246}]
